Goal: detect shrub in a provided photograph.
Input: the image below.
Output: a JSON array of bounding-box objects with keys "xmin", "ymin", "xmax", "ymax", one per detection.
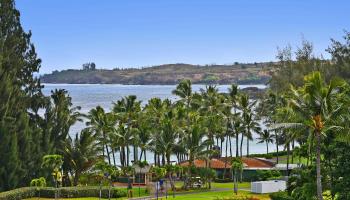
[
  {"xmin": 214, "ymin": 178, "xmax": 232, "ymax": 183},
  {"xmin": 270, "ymin": 191, "xmax": 294, "ymax": 200},
  {"xmin": 214, "ymin": 196, "xmax": 261, "ymax": 200},
  {"xmin": 39, "ymin": 186, "xmax": 127, "ymax": 198},
  {"xmin": 0, "ymin": 186, "xmax": 129, "ymax": 199},
  {"xmin": 255, "ymin": 170, "xmax": 282, "ymax": 181},
  {"xmin": 264, "ymin": 154, "xmax": 273, "ymax": 159},
  {"xmin": 0, "ymin": 187, "xmax": 36, "ymax": 200}
]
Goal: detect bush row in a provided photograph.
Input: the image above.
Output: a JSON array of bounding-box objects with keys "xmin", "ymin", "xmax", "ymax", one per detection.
[
  {"xmin": 0, "ymin": 187, "xmax": 36, "ymax": 200},
  {"xmin": 0, "ymin": 186, "xmax": 128, "ymax": 200},
  {"xmin": 269, "ymin": 191, "xmax": 294, "ymax": 200},
  {"xmin": 249, "ymin": 150, "xmax": 289, "ymax": 158}
]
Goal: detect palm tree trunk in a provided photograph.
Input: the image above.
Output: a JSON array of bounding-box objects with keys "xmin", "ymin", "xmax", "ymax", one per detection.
[
  {"xmin": 233, "ymin": 170, "xmax": 238, "ymax": 195},
  {"xmin": 236, "ymin": 133, "xmax": 239, "ymax": 158},
  {"xmin": 127, "ymin": 146, "xmax": 130, "ymax": 166},
  {"xmin": 220, "ymin": 138, "xmax": 223, "ymax": 157},
  {"xmin": 286, "ymin": 143, "xmax": 290, "ymax": 176},
  {"xmin": 123, "ymin": 146, "xmax": 126, "ymax": 166},
  {"xmin": 224, "ymin": 135, "xmax": 228, "ymax": 178},
  {"xmin": 246, "ymin": 137, "xmax": 249, "ymax": 157},
  {"xmin": 144, "ymin": 150, "xmax": 147, "ymax": 161},
  {"xmin": 120, "ymin": 147, "xmax": 124, "ymax": 167},
  {"xmin": 229, "ymin": 136, "xmax": 233, "ymax": 158},
  {"xmin": 266, "ymin": 142, "xmax": 269, "ymax": 154},
  {"xmin": 316, "ymin": 130, "xmax": 323, "ymax": 200},
  {"xmin": 154, "ymin": 152, "xmax": 157, "ymax": 165},
  {"xmin": 134, "ymin": 145, "xmax": 138, "ymax": 162},
  {"xmin": 73, "ymin": 171, "xmax": 80, "ymax": 186},
  {"xmin": 106, "ymin": 145, "xmax": 111, "ymax": 165},
  {"xmin": 157, "ymin": 154, "xmax": 161, "ymax": 166},
  {"xmin": 275, "ymin": 131, "xmax": 279, "ymax": 164},
  {"xmin": 166, "ymin": 153, "xmax": 171, "ymax": 164},
  {"xmin": 139, "ymin": 149, "xmax": 143, "ymax": 161},
  {"xmin": 291, "ymin": 140, "xmax": 295, "ymax": 164},
  {"xmin": 112, "ymin": 148, "xmax": 116, "ymax": 167},
  {"xmin": 240, "ymin": 133, "xmax": 244, "ymax": 157}
]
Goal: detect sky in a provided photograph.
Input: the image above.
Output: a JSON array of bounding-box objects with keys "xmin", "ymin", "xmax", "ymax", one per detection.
[{"xmin": 16, "ymin": 0, "xmax": 350, "ymax": 74}]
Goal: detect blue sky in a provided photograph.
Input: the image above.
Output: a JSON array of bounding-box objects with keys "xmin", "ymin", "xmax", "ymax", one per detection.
[{"xmin": 16, "ymin": 0, "xmax": 349, "ymax": 74}]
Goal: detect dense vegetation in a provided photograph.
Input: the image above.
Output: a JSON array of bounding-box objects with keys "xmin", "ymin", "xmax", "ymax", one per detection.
[
  {"xmin": 2, "ymin": 1, "xmax": 350, "ymax": 200},
  {"xmin": 40, "ymin": 63, "xmax": 271, "ymax": 85}
]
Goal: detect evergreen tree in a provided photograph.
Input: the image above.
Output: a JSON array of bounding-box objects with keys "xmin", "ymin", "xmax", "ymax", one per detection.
[{"xmin": 0, "ymin": 0, "xmax": 44, "ymax": 191}]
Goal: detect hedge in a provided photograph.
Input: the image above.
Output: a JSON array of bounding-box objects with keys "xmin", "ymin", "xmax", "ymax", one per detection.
[
  {"xmin": 0, "ymin": 187, "xmax": 36, "ymax": 200},
  {"xmin": 269, "ymin": 191, "xmax": 294, "ymax": 200},
  {"xmin": 0, "ymin": 186, "xmax": 128, "ymax": 200},
  {"xmin": 249, "ymin": 150, "xmax": 289, "ymax": 158}
]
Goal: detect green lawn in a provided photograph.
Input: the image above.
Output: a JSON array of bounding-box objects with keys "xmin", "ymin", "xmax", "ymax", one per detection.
[
  {"xmin": 211, "ymin": 182, "xmax": 250, "ymax": 189},
  {"xmin": 25, "ymin": 182, "xmax": 259, "ymax": 200},
  {"xmin": 174, "ymin": 181, "xmax": 250, "ymax": 189},
  {"xmin": 277, "ymin": 155, "xmax": 308, "ymax": 165},
  {"xmin": 25, "ymin": 198, "xmax": 112, "ymax": 200},
  {"xmin": 167, "ymin": 190, "xmax": 270, "ymax": 200},
  {"xmin": 25, "ymin": 190, "xmax": 270, "ymax": 200}
]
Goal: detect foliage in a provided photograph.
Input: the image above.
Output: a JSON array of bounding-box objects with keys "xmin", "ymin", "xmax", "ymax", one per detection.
[
  {"xmin": 254, "ymin": 170, "xmax": 282, "ymax": 181},
  {"xmin": 30, "ymin": 177, "xmax": 46, "ymax": 187},
  {"xmin": 0, "ymin": 187, "xmax": 129, "ymax": 199},
  {"xmin": 0, "ymin": 187, "xmax": 36, "ymax": 200},
  {"xmin": 269, "ymin": 191, "xmax": 294, "ymax": 200},
  {"xmin": 62, "ymin": 129, "xmax": 102, "ymax": 186},
  {"xmin": 151, "ymin": 166, "xmax": 167, "ymax": 180},
  {"xmin": 0, "ymin": 0, "xmax": 45, "ymax": 191}
]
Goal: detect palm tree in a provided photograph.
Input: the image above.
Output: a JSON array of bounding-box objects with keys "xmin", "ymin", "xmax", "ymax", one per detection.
[
  {"xmin": 157, "ymin": 105, "xmax": 179, "ymax": 165},
  {"xmin": 227, "ymin": 84, "xmax": 240, "ymax": 158},
  {"xmin": 112, "ymin": 123, "xmax": 134, "ymax": 167},
  {"xmin": 136, "ymin": 116, "xmax": 152, "ymax": 161},
  {"xmin": 172, "ymin": 79, "xmax": 192, "ymax": 109},
  {"xmin": 87, "ymin": 106, "xmax": 115, "ymax": 165},
  {"xmin": 62, "ymin": 129, "xmax": 102, "ymax": 186},
  {"xmin": 48, "ymin": 89, "xmax": 82, "ymax": 152},
  {"xmin": 231, "ymin": 157, "xmax": 243, "ymax": 195},
  {"xmin": 113, "ymin": 95, "xmax": 141, "ymax": 164},
  {"xmin": 280, "ymin": 72, "xmax": 348, "ymax": 200},
  {"xmin": 239, "ymin": 94, "xmax": 259, "ymax": 157},
  {"xmin": 42, "ymin": 154, "xmax": 63, "ymax": 199},
  {"xmin": 144, "ymin": 97, "xmax": 167, "ymax": 166},
  {"xmin": 257, "ymin": 130, "xmax": 274, "ymax": 154},
  {"xmin": 199, "ymin": 85, "xmax": 225, "ymax": 149},
  {"xmin": 182, "ymin": 114, "xmax": 211, "ymax": 189},
  {"xmin": 257, "ymin": 92, "xmax": 283, "ymax": 163},
  {"xmin": 242, "ymin": 110, "xmax": 261, "ymax": 157}
]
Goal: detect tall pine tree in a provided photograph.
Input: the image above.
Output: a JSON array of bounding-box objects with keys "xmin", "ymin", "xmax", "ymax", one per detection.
[{"xmin": 0, "ymin": 0, "xmax": 44, "ymax": 191}]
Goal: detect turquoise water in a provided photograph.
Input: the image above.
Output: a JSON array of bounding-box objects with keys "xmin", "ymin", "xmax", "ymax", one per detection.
[{"xmin": 42, "ymin": 84, "xmax": 273, "ymax": 164}]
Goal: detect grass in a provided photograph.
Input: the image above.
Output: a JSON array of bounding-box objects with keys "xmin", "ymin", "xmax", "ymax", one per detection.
[
  {"xmin": 25, "ymin": 182, "xmax": 265, "ymax": 200},
  {"xmin": 25, "ymin": 198, "xmax": 113, "ymax": 200},
  {"xmin": 277, "ymin": 155, "xmax": 308, "ymax": 165},
  {"xmin": 174, "ymin": 181, "xmax": 250, "ymax": 189},
  {"xmin": 25, "ymin": 190, "xmax": 271, "ymax": 200},
  {"xmin": 168, "ymin": 190, "xmax": 270, "ymax": 200},
  {"xmin": 211, "ymin": 182, "xmax": 250, "ymax": 189}
]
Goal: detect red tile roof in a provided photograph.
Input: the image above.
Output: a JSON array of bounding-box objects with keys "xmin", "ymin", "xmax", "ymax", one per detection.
[
  {"xmin": 179, "ymin": 157, "xmax": 274, "ymax": 169},
  {"xmin": 179, "ymin": 158, "xmax": 228, "ymax": 169}
]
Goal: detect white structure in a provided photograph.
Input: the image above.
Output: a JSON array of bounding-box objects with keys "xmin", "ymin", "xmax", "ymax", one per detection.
[{"xmin": 251, "ymin": 180, "xmax": 286, "ymax": 194}]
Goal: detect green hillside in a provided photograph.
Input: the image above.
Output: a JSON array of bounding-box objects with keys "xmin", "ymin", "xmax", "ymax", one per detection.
[{"xmin": 41, "ymin": 63, "xmax": 272, "ymax": 84}]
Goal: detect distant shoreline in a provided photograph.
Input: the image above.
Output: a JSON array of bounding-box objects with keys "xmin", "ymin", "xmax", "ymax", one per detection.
[{"xmin": 40, "ymin": 63, "xmax": 272, "ymax": 85}]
